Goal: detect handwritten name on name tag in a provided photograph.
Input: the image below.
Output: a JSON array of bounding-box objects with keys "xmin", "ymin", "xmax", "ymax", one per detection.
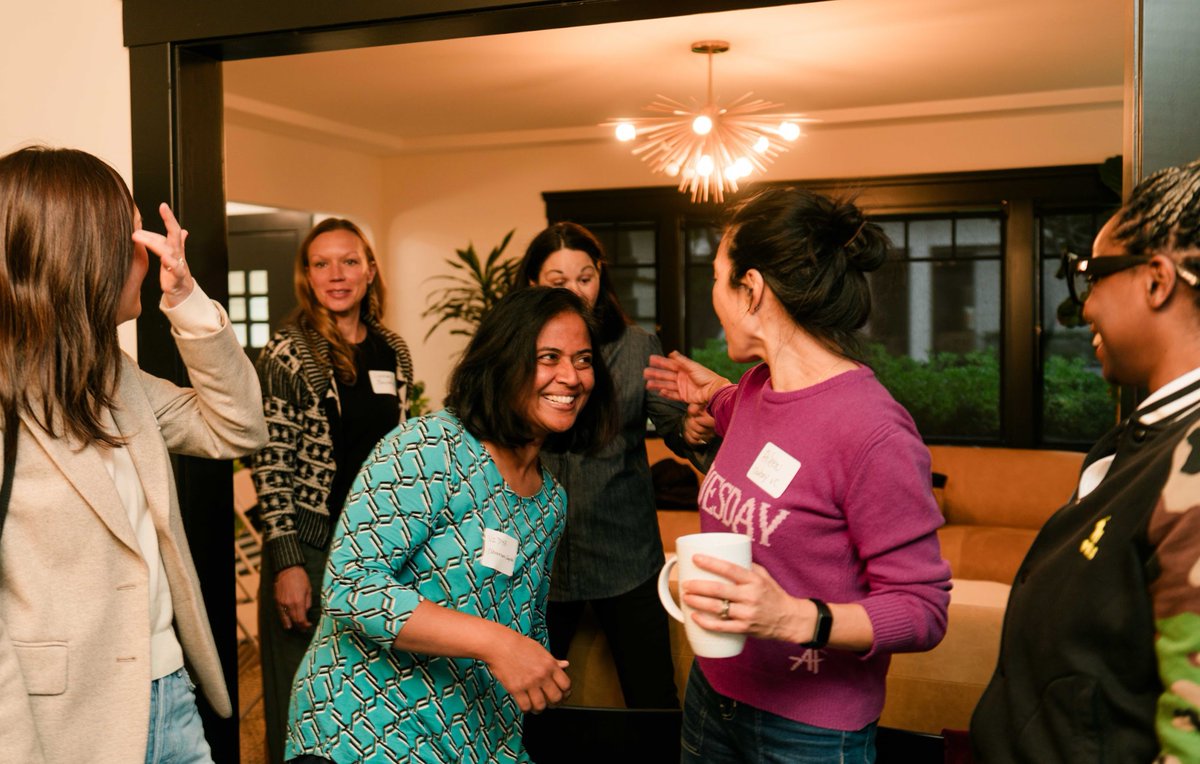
[{"xmin": 746, "ymin": 442, "xmax": 801, "ymax": 499}]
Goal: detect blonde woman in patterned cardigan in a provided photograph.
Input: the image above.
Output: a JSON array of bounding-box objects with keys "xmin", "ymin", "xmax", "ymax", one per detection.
[{"xmin": 251, "ymin": 218, "xmax": 413, "ymax": 764}]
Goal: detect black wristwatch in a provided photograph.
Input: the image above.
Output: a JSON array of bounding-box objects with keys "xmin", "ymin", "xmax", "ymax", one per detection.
[{"xmin": 801, "ymin": 598, "xmax": 832, "ymax": 649}]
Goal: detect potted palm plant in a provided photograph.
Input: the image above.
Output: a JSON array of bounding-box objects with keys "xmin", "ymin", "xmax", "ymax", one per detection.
[{"xmin": 422, "ymin": 229, "xmax": 518, "ymax": 339}]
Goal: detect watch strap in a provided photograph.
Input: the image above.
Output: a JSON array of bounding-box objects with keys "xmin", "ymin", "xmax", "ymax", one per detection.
[{"xmin": 801, "ymin": 597, "xmax": 832, "ymax": 648}]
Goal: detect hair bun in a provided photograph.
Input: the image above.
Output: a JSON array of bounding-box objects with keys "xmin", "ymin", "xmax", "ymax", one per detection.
[{"xmin": 836, "ymin": 208, "xmax": 887, "ymax": 274}]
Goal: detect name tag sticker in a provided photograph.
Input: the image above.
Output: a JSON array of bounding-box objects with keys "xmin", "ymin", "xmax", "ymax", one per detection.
[
  {"xmin": 481, "ymin": 528, "xmax": 518, "ymax": 576},
  {"xmin": 368, "ymin": 370, "xmax": 398, "ymax": 396},
  {"xmin": 746, "ymin": 442, "xmax": 801, "ymax": 499}
]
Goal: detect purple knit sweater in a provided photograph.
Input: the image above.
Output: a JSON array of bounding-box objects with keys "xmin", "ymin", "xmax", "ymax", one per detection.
[{"xmin": 697, "ymin": 363, "xmax": 951, "ymax": 731}]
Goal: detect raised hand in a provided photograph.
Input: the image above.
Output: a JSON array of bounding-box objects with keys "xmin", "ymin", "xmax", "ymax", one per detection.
[
  {"xmin": 131, "ymin": 202, "xmax": 194, "ymax": 307},
  {"xmin": 644, "ymin": 351, "xmax": 731, "ymax": 407}
]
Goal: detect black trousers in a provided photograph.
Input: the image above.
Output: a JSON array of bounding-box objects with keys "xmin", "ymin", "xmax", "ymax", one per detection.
[
  {"xmin": 547, "ymin": 572, "xmax": 679, "ymax": 709},
  {"xmin": 259, "ymin": 541, "xmax": 327, "ymax": 764}
]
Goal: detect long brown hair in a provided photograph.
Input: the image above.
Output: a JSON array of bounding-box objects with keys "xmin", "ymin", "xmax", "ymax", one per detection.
[
  {"xmin": 292, "ymin": 218, "xmax": 387, "ymax": 384},
  {"xmin": 0, "ymin": 146, "xmax": 134, "ymax": 446}
]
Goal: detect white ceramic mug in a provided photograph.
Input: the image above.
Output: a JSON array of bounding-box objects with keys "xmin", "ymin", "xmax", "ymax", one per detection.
[{"xmin": 657, "ymin": 532, "xmax": 752, "ymax": 658}]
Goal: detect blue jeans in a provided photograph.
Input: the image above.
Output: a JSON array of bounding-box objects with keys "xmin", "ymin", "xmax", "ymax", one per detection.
[
  {"xmin": 145, "ymin": 667, "xmax": 214, "ymax": 764},
  {"xmin": 680, "ymin": 664, "xmax": 876, "ymax": 764}
]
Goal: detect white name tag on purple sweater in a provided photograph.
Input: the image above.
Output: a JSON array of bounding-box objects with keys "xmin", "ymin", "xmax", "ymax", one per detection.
[{"xmin": 747, "ymin": 442, "xmax": 801, "ymax": 498}]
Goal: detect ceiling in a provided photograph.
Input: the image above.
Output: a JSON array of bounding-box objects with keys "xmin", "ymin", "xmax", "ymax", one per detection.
[{"xmin": 223, "ymin": 0, "xmax": 1124, "ymax": 156}]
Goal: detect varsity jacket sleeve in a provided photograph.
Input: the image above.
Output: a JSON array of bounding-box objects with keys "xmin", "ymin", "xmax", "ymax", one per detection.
[
  {"xmin": 250, "ymin": 337, "xmax": 311, "ymax": 572},
  {"xmin": 1147, "ymin": 418, "xmax": 1200, "ymax": 761}
]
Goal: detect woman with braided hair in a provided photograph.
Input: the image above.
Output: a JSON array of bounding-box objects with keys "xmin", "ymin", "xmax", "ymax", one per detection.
[{"xmin": 971, "ymin": 159, "xmax": 1200, "ymax": 762}]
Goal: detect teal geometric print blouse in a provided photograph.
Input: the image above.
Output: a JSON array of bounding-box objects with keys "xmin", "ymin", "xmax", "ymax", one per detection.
[{"xmin": 285, "ymin": 410, "xmax": 566, "ymax": 763}]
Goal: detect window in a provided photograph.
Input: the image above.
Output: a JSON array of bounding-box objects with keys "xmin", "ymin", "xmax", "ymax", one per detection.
[
  {"xmin": 1037, "ymin": 210, "xmax": 1118, "ymax": 443},
  {"xmin": 544, "ymin": 164, "xmax": 1120, "ymax": 448},
  {"xmin": 227, "ymin": 268, "xmax": 272, "ymax": 349},
  {"xmin": 865, "ymin": 215, "xmax": 1004, "ymax": 439}
]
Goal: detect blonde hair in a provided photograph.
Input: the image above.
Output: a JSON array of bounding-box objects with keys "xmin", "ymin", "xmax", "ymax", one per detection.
[
  {"xmin": 293, "ymin": 218, "xmax": 387, "ymax": 384},
  {"xmin": 0, "ymin": 146, "xmax": 134, "ymax": 446}
]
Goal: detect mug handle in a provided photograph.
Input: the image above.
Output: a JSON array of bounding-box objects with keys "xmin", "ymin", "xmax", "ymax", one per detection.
[{"xmin": 657, "ymin": 555, "xmax": 685, "ymax": 623}]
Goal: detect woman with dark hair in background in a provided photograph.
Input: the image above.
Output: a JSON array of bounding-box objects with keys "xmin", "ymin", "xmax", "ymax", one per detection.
[
  {"xmin": 251, "ymin": 218, "xmax": 414, "ymax": 763},
  {"xmin": 0, "ymin": 146, "xmax": 266, "ymax": 762},
  {"xmin": 514, "ymin": 222, "xmax": 712, "ymax": 708},
  {"xmin": 285, "ymin": 287, "xmax": 618, "ymax": 763},
  {"xmin": 646, "ymin": 187, "xmax": 950, "ymax": 762}
]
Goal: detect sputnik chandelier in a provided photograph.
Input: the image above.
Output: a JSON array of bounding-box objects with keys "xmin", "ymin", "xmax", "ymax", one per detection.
[{"xmin": 606, "ymin": 40, "xmax": 814, "ymax": 203}]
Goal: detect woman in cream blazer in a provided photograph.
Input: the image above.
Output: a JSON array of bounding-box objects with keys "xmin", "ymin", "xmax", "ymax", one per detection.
[{"xmin": 0, "ymin": 147, "xmax": 267, "ymax": 762}]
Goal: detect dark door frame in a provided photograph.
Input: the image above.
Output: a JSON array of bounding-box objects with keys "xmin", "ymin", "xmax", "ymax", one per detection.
[
  {"xmin": 122, "ymin": 1, "xmax": 1197, "ymax": 758},
  {"xmin": 121, "ymin": 2, "xmax": 811, "ymax": 758}
]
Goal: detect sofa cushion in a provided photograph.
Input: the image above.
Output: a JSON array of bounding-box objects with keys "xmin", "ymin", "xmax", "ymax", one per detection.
[
  {"xmin": 937, "ymin": 525, "xmax": 1041, "ymax": 585},
  {"xmin": 880, "ymin": 579, "xmax": 1010, "ymax": 734},
  {"xmin": 929, "ymin": 445, "xmax": 1083, "ymax": 529}
]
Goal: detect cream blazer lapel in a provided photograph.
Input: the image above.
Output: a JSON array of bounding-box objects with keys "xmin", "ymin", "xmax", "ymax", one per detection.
[
  {"xmin": 22, "ymin": 417, "xmax": 140, "ymax": 555},
  {"xmin": 109, "ymin": 363, "xmax": 173, "ymax": 529}
]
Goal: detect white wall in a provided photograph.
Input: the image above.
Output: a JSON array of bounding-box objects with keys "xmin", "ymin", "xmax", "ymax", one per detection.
[
  {"xmin": 224, "ymin": 123, "xmax": 386, "ymax": 245},
  {"xmin": 1, "ymin": 0, "xmax": 137, "ymax": 350}
]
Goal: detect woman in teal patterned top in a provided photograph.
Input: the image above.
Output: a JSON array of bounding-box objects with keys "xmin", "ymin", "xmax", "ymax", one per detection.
[{"xmin": 285, "ymin": 287, "xmax": 617, "ymax": 764}]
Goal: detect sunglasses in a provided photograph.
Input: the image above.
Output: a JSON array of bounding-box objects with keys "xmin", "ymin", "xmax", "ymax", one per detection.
[{"xmin": 1061, "ymin": 250, "xmax": 1200, "ymax": 306}]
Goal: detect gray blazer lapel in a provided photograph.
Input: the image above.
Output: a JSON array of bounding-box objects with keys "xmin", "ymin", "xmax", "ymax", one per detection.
[{"xmin": 23, "ymin": 415, "xmax": 141, "ymax": 554}]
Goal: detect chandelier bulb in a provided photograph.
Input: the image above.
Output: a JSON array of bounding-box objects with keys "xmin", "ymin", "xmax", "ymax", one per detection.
[
  {"xmin": 779, "ymin": 121, "xmax": 802, "ymax": 141},
  {"xmin": 603, "ymin": 39, "xmax": 813, "ymax": 202}
]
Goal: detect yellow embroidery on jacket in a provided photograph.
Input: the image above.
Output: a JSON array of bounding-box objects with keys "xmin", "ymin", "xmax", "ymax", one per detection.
[{"xmin": 1080, "ymin": 516, "xmax": 1111, "ymax": 560}]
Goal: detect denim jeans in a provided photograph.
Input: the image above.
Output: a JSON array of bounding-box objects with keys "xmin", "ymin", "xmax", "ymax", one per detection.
[
  {"xmin": 145, "ymin": 667, "xmax": 214, "ymax": 764},
  {"xmin": 680, "ymin": 664, "xmax": 876, "ymax": 764}
]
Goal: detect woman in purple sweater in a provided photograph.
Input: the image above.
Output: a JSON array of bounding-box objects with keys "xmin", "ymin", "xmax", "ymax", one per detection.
[{"xmin": 646, "ymin": 187, "xmax": 951, "ymax": 762}]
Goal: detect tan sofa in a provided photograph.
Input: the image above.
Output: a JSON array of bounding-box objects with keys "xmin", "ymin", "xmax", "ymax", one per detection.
[{"xmin": 562, "ymin": 440, "xmax": 1085, "ymax": 736}]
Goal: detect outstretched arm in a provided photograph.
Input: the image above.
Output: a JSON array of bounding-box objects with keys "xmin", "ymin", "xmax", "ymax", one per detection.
[{"xmin": 644, "ymin": 351, "xmax": 731, "ymax": 407}]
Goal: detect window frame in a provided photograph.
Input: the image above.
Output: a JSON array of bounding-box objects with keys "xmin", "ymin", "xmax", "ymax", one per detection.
[{"xmin": 544, "ymin": 164, "xmax": 1119, "ymax": 448}]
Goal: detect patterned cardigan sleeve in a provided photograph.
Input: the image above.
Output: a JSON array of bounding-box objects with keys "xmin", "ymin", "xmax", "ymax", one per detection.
[
  {"xmin": 1148, "ymin": 418, "xmax": 1200, "ymax": 761},
  {"xmin": 250, "ymin": 337, "xmax": 310, "ymax": 572}
]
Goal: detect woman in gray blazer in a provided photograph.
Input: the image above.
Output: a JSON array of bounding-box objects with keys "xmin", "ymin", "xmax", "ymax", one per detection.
[{"xmin": 0, "ymin": 146, "xmax": 266, "ymax": 763}]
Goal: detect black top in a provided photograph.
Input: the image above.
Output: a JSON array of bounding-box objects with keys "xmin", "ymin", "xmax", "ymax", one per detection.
[{"xmin": 326, "ymin": 330, "xmax": 400, "ymax": 522}]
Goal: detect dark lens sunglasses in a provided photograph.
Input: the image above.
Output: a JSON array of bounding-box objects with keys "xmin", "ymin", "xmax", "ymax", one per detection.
[
  {"xmin": 1061, "ymin": 250, "xmax": 1150, "ymax": 306},
  {"xmin": 1061, "ymin": 250, "xmax": 1200, "ymax": 306}
]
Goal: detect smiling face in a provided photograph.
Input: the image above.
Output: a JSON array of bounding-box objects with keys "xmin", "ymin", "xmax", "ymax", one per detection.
[
  {"xmin": 533, "ymin": 248, "xmax": 601, "ymax": 309},
  {"xmin": 521, "ymin": 310, "xmax": 595, "ymax": 441},
  {"xmin": 117, "ymin": 208, "xmax": 150, "ymax": 324},
  {"xmin": 1081, "ymin": 214, "xmax": 1151, "ymax": 386},
  {"xmin": 305, "ymin": 228, "xmax": 376, "ymax": 318}
]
